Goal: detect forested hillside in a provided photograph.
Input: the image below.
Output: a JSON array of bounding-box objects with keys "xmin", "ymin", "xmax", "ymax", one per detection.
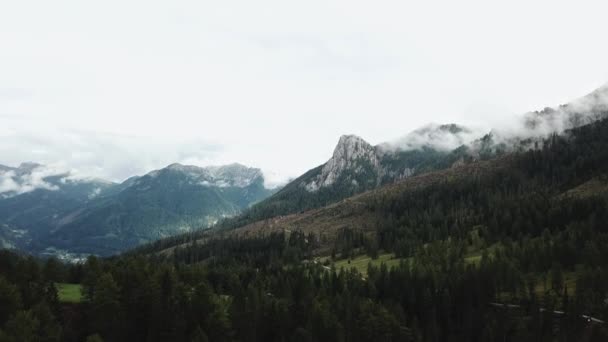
[
  {"xmin": 0, "ymin": 163, "xmax": 274, "ymax": 258},
  {"xmin": 4, "ymin": 89, "xmax": 608, "ymax": 342},
  {"xmin": 146, "ymin": 116, "xmax": 608, "ymax": 255},
  {"xmin": 5, "ymin": 1, "xmax": 608, "ymax": 341},
  {"xmin": 216, "ymin": 127, "xmax": 479, "ymax": 232},
  {"xmin": 4, "ymin": 117, "xmax": 597, "ymax": 341}
]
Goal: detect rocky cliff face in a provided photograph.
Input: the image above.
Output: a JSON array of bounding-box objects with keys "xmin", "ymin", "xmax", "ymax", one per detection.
[
  {"xmin": 301, "ymin": 128, "xmax": 472, "ymax": 193},
  {"xmin": 205, "ymin": 163, "xmax": 265, "ymax": 188},
  {"xmin": 305, "ymin": 135, "xmax": 382, "ymax": 191},
  {"xmin": 148, "ymin": 163, "xmax": 264, "ymax": 188},
  {"xmin": 220, "ymin": 127, "xmax": 471, "ymax": 230}
]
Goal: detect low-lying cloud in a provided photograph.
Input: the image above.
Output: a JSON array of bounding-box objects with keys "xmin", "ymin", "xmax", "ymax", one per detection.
[
  {"xmin": 381, "ymin": 83, "xmax": 608, "ymax": 155},
  {"xmin": 0, "ymin": 121, "xmax": 225, "ymax": 184},
  {"xmin": 490, "ymin": 84, "xmax": 608, "ymax": 147},
  {"xmin": 0, "ymin": 165, "xmax": 63, "ymax": 196},
  {"xmin": 2, "ymin": 84, "xmax": 607, "ymax": 193},
  {"xmin": 385, "ymin": 123, "xmax": 488, "ymax": 152}
]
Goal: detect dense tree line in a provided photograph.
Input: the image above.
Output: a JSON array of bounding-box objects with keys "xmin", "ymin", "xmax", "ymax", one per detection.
[
  {"xmin": 3, "ymin": 119, "xmax": 608, "ymax": 341},
  {"xmin": 3, "ymin": 229, "xmax": 608, "ymax": 342}
]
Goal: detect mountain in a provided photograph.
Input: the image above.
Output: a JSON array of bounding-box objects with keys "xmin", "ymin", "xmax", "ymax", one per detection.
[
  {"xmin": 0, "ymin": 163, "xmax": 117, "ymax": 250},
  {"xmin": 153, "ymin": 112, "xmax": 608, "ymax": 262},
  {"xmin": 5, "ymin": 99, "xmax": 608, "ymax": 342},
  {"xmin": 219, "ymin": 125, "xmax": 477, "ymax": 229},
  {"xmin": 306, "ymin": 125, "xmax": 479, "ymax": 193},
  {"xmin": 0, "ymin": 162, "xmax": 274, "ymax": 257},
  {"xmin": 524, "ymin": 83, "xmax": 608, "ymax": 132},
  {"xmin": 145, "ymin": 83, "xmax": 608, "ymax": 252},
  {"xmin": 4, "ymin": 85, "xmax": 607, "ymax": 258}
]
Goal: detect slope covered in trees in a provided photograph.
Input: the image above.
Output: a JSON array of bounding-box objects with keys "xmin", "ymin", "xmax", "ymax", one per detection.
[
  {"xmin": 0, "ymin": 163, "xmax": 274, "ymax": 258},
  {"xmin": 217, "ymin": 127, "xmax": 481, "ymax": 232},
  {"xmin": 186, "ymin": 85, "xmax": 608, "ymax": 236},
  {"xmin": 2, "ymin": 95, "xmax": 608, "ymax": 341},
  {"xmin": 144, "ymin": 116, "xmax": 608, "ymax": 257}
]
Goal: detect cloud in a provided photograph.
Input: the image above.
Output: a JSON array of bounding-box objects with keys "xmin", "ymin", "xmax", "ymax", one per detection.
[
  {"xmin": 261, "ymin": 169, "xmax": 290, "ymax": 189},
  {"xmin": 1, "ymin": 1, "xmax": 608, "ymax": 187},
  {"xmin": 489, "ymin": 84, "xmax": 608, "ymax": 146},
  {"xmin": 379, "ymin": 83, "xmax": 608, "ymax": 156},
  {"xmin": 0, "ymin": 120, "xmax": 224, "ymax": 183},
  {"xmin": 0, "ymin": 172, "xmax": 20, "ymax": 194},
  {"xmin": 0, "ymin": 118, "xmax": 288, "ymax": 189},
  {"xmin": 383, "ymin": 123, "xmax": 489, "ymax": 152},
  {"xmin": 0, "ymin": 166, "xmax": 64, "ymax": 196}
]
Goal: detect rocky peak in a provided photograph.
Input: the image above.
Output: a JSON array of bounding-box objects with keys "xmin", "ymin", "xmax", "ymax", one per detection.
[
  {"xmin": 305, "ymin": 135, "xmax": 381, "ymax": 192},
  {"xmin": 18, "ymin": 162, "xmax": 43, "ymax": 170},
  {"xmin": 207, "ymin": 163, "xmax": 263, "ymax": 188},
  {"xmin": 165, "ymin": 163, "xmax": 204, "ymax": 173},
  {"xmin": 332, "ymin": 135, "xmax": 376, "ymax": 162},
  {"xmin": 0, "ymin": 164, "xmax": 14, "ymax": 173},
  {"xmin": 147, "ymin": 162, "xmax": 263, "ymax": 188}
]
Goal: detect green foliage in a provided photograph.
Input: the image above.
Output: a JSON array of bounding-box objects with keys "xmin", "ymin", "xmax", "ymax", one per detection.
[
  {"xmin": 2, "ymin": 117, "xmax": 608, "ymax": 341},
  {"xmin": 85, "ymin": 334, "xmax": 104, "ymax": 342},
  {"xmin": 55, "ymin": 283, "xmax": 83, "ymax": 303},
  {"xmin": 1, "ymin": 165, "xmax": 274, "ymax": 256},
  {"xmin": 3, "ymin": 310, "xmax": 40, "ymax": 342},
  {"xmin": 0, "ymin": 276, "xmax": 21, "ymax": 325},
  {"xmin": 89, "ymin": 273, "xmax": 122, "ymax": 340},
  {"xmin": 216, "ymin": 147, "xmax": 460, "ymax": 232}
]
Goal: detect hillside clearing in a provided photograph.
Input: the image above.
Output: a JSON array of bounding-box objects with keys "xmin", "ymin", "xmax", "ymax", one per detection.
[{"xmin": 56, "ymin": 283, "xmax": 83, "ymax": 303}]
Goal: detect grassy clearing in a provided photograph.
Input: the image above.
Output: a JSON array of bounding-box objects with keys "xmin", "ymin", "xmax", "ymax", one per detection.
[
  {"xmin": 533, "ymin": 271, "xmax": 578, "ymax": 297},
  {"xmin": 464, "ymin": 243, "xmax": 500, "ymax": 266},
  {"xmin": 464, "ymin": 253, "xmax": 482, "ymax": 265},
  {"xmin": 496, "ymin": 271, "xmax": 579, "ymax": 307},
  {"xmin": 56, "ymin": 283, "xmax": 83, "ymax": 303},
  {"xmin": 328, "ymin": 243, "xmax": 498, "ymax": 275},
  {"xmin": 331, "ymin": 253, "xmax": 408, "ymax": 275}
]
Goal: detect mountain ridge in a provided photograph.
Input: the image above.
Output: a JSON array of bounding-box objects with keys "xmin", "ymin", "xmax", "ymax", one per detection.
[
  {"xmin": 0, "ymin": 161, "xmax": 275, "ymax": 257},
  {"xmin": 153, "ymin": 115, "xmax": 608, "ymax": 257}
]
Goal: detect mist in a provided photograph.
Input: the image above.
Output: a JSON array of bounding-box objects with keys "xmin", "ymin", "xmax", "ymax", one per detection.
[
  {"xmin": 0, "ymin": 164, "xmax": 65, "ymax": 197},
  {"xmin": 382, "ymin": 123, "xmax": 488, "ymax": 152},
  {"xmin": 380, "ymin": 83, "xmax": 608, "ymax": 156},
  {"xmin": 489, "ymin": 84, "xmax": 608, "ymax": 148}
]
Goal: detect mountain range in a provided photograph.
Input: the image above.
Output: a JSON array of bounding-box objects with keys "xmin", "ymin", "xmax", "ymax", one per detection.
[
  {"xmin": 2, "ymin": 84, "xmax": 607, "ymax": 259},
  {"xmin": 0, "ymin": 162, "xmax": 273, "ymax": 258},
  {"xmin": 221, "ymin": 85, "xmax": 608, "ymax": 229},
  {"xmin": 144, "ymin": 84, "xmax": 608, "ymax": 260}
]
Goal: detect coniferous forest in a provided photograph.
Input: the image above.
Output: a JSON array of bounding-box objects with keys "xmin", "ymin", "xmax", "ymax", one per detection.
[{"xmin": 3, "ymin": 119, "xmax": 608, "ymax": 341}]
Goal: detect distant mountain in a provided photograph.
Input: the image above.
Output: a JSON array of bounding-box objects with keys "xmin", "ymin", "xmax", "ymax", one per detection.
[
  {"xmin": 0, "ymin": 163, "xmax": 117, "ymax": 251},
  {"xmin": 524, "ymin": 83, "xmax": 608, "ymax": 131},
  {"xmin": 152, "ymin": 103, "xmax": 608, "ymax": 259},
  {"xmin": 4, "ymin": 84, "xmax": 608, "ymax": 258},
  {"xmin": 221, "ymin": 126, "xmax": 474, "ymax": 229},
  {"xmin": 219, "ymin": 85, "xmax": 608, "ymax": 231},
  {"xmin": 0, "ymin": 162, "xmax": 274, "ymax": 257}
]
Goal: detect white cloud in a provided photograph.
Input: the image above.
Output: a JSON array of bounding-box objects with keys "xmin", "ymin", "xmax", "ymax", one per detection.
[
  {"xmin": 487, "ymin": 85, "xmax": 608, "ymax": 146},
  {"xmin": 385, "ymin": 124, "xmax": 489, "ymax": 152},
  {"xmin": 0, "ymin": 120, "xmax": 223, "ymax": 182},
  {"xmin": 1, "ymin": 0, "xmax": 608, "ymax": 183},
  {"xmin": 0, "ymin": 167, "xmax": 62, "ymax": 196},
  {"xmin": 0, "ymin": 172, "xmax": 20, "ymax": 194}
]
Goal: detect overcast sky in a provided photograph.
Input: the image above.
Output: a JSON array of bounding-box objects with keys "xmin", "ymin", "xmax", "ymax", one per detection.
[{"xmin": 1, "ymin": 0, "xmax": 608, "ymax": 186}]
